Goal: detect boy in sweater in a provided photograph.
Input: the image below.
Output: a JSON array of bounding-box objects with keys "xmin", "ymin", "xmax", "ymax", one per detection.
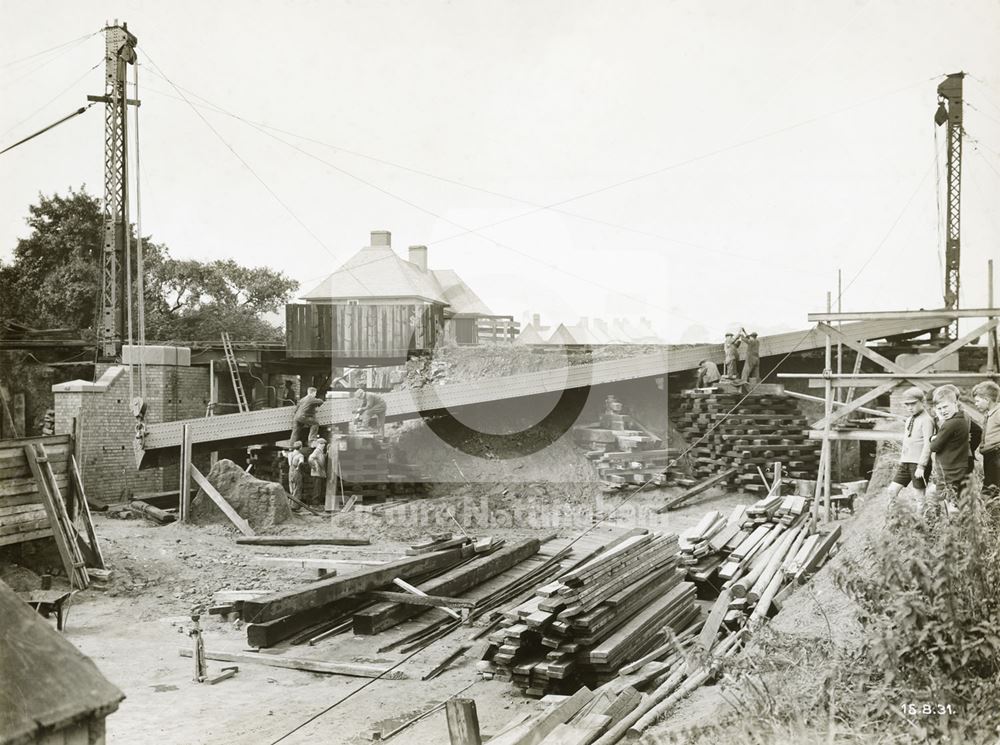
[
  {"xmin": 929, "ymin": 385, "xmax": 972, "ymax": 497},
  {"xmin": 972, "ymin": 381, "xmax": 1000, "ymax": 491},
  {"xmin": 888, "ymin": 387, "xmax": 934, "ymax": 508}
]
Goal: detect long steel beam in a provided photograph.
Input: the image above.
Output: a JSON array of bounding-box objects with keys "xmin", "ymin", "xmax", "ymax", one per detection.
[{"xmin": 135, "ymin": 316, "xmax": 948, "ymax": 469}]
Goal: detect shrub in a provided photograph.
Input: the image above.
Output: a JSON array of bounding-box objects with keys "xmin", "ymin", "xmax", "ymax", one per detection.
[{"xmin": 836, "ymin": 482, "xmax": 1000, "ymax": 742}]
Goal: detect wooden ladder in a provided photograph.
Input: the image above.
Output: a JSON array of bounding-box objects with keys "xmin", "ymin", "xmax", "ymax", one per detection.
[
  {"xmin": 221, "ymin": 331, "xmax": 249, "ymax": 413},
  {"xmin": 23, "ymin": 443, "xmax": 90, "ymax": 589}
]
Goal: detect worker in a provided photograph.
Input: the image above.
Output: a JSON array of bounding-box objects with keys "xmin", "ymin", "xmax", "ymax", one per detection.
[
  {"xmin": 722, "ymin": 333, "xmax": 741, "ymax": 378},
  {"xmin": 354, "ymin": 388, "xmax": 387, "ymax": 436},
  {"xmin": 290, "ymin": 386, "xmax": 323, "ymax": 445},
  {"xmin": 887, "ymin": 387, "xmax": 935, "ymax": 510},
  {"xmin": 696, "ymin": 359, "xmax": 721, "ymax": 388},
  {"xmin": 972, "ymin": 381, "xmax": 1000, "ymax": 492},
  {"xmin": 928, "ymin": 385, "xmax": 973, "ymax": 507},
  {"xmin": 285, "ymin": 441, "xmax": 305, "ymax": 511},
  {"xmin": 308, "ymin": 438, "xmax": 327, "ymax": 504},
  {"xmin": 740, "ymin": 330, "xmax": 760, "ymax": 384}
]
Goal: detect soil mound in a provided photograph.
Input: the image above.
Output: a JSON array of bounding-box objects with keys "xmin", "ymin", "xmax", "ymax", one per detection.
[{"xmin": 189, "ymin": 459, "xmax": 291, "ymax": 530}]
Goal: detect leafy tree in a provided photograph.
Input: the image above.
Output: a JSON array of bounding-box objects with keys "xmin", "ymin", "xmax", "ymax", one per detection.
[{"xmin": 0, "ymin": 187, "xmax": 298, "ymax": 342}]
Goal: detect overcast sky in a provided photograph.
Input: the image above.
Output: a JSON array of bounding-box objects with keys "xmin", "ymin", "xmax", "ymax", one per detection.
[{"xmin": 1, "ymin": 0, "xmax": 999, "ymax": 342}]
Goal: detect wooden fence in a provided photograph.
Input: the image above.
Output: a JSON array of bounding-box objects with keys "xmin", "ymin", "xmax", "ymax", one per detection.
[{"xmin": 0, "ymin": 434, "xmax": 73, "ymax": 548}]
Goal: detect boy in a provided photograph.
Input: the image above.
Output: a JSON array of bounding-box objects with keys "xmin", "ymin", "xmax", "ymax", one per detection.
[
  {"xmin": 887, "ymin": 387, "xmax": 934, "ymax": 508},
  {"xmin": 285, "ymin": 441, "xmax": 305, "ymax": 511},
  {"xmin": 972, "ymin": 380, "xmax": 1000, "ymax": 491},
  {"xmin": 929, "ymin": 385, "xmax": 972, "ymax": 497},
  {"xmin": 308, "ymin": 438, "xmax": 327, "ymax": 504}
]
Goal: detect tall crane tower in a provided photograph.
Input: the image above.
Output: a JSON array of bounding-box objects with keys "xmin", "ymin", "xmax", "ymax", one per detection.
[
  {"xmin": 91, "ymin": 22, "xmax": 138, "ymax": 360},
  {"xmin": 935, "ymin": 72, "xmax": 965, "ymax": 339}
]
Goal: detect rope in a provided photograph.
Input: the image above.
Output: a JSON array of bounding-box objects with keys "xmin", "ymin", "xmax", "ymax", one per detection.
[
  {"xmin": 0, "ymin": 103, "xmax": 94, "ymax": 156},
  {"xmin": 0, "ymin": 30, "xmax": 98, "ymax": 70},
  {"xmin": 0, "ymin": 60, "xmax": 101, "ymax": 140}
]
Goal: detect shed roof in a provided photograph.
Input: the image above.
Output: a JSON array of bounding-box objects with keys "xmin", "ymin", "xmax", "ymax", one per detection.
[{"xmin": 0, "ymin": 580, "xmax": 124, "ymax": 745}]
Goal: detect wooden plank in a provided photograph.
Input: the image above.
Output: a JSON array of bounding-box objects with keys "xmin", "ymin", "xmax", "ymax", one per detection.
[
  {"xmin": 70, "ymin": 455, "xmax": 104, "ymax": 569},
  {"xmin": 190, "ymin": 465, "xmax": 255, "ymax": 536},
  {"xmin": 353, "ymin": 538, "xmax": 540, "ymax": 635},
  {"xmin": 656, "ymin": 468, "xmax": 737, "ymax": 513},
  {"xmin": 0, "ymin": 526, "xmax": 53, "ymax": 546},
  {"xmin": 254, "ymin": 557, "xmax": 385, "ymax": 570},
  {"xmin": 697, "ymin": 588, "xmax": 732, "ymax": 651},
  {"xmin": 178, "ymin": 648, "xmax": 405, "ymax": 679},
  {"xmin": 489, "ymin": 687, "xmax": 594, "ymax": 745},
  {"xmin": 366, "ymin": 590, "xmax": 477, "ymax": 609},
  {"xmin": 243, "ymin": 545, "xmax": 470, "ymax": 622},
  {"xmin": 446, "ymin": 699, "xmax": 483, "ymax": 745},
  {"xmin": 0, "ymin": 517, "xmax": 50, "ymax": 537},
  {"xmin": 235, "ymin": 535, "xmax": 369, "ymax": 546}
]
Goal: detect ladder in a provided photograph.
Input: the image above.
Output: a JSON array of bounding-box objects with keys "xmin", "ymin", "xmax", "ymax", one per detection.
[
  {"xmin": 221, "ymin": 332, "xmax": 249, "ymax": 414},
  {"xmin": 23, "ymin": 444, "xmax": 90, "ymax": 589}
]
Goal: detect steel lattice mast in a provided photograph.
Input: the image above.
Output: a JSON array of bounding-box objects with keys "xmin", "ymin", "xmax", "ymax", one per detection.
[
  {"xmin": 935, "ymin": 72, "xmax": 965, "ymax": 340},
  {"xmin": 94, "ymin": 22, "xmax": 137, "ymax": 360}
]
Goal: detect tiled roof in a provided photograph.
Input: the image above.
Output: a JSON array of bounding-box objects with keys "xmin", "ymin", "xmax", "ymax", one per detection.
[{"xmin": 302, "ymin": 244, "xmax": 446, "ymax": 303}]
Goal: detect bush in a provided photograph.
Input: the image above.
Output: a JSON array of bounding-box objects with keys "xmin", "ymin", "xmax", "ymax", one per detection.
[{"xmin": 836, "ymin": 482, "xmax": 1000, "ymax": 742}]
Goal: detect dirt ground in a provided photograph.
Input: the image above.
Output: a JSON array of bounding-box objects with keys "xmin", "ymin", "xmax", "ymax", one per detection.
[{"xmin": 12, "ymin": 482, "xmax": 750, "ymax": 745}]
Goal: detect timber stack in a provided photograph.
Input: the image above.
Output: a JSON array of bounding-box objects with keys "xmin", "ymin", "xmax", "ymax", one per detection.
[
  {"xmin": 681, "ymin": 498, "xmax": 842, "ymax": 638},
  {"xmin": 484, "ymin": 530, "xmax": 700, "ymax": 696},
  {"xmin": 575, "ymin": 396, "xmax": 676, "ymax": 490},
  {"xmin": 673, "ymin": 389, "xmax": 821, "ymax": 491}
]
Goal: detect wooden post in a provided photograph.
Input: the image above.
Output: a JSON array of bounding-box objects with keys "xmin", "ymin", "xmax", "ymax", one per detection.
[
  {"xmin": 823, "ymin": 293, "xmax": 833, "ymax": 522},
  {"xmin": 445, "ymin": 699, "xmax": 482, "ymax": 745},
  {"xmin": 836, "ymin": 270, "xmax": 843, "ymax": 482},
  {"xmin": 180, "ymin": 424, "xmax": 192, "ymax": 522},
  {"xmin": 989, "ymin": 259, "xmax": 997, "ymax": 372},
  {"xmin": 326, "ymin": 436, "xmax": 340, "ymax": 511}
]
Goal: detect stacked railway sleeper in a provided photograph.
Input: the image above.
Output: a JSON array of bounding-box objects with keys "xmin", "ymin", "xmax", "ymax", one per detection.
[
  {"xmin": 673, "ymin": 389, "xmax": 821, "ymax": 492},
  {"xmin": 483, "ymin": 530, "xmax": 700, "ymax": 696},
  {"xmin": 574, "ymin": 396, "xmax": 678, "ymax": 490}
]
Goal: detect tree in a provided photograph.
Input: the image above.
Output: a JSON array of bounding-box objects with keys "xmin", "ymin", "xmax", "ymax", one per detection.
[{"xmin": 0, "ymin": 187, "xmax": 298, "ymax": 342}]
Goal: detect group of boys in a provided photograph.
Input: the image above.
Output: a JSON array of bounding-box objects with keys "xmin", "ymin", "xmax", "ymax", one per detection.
[
  {"xmin": 890, "ymin": 380, "xmax": 1000, "ymax": 512},
  {"xmin": 282, "ymin": 385, "xmax": 389, "ymax": 509}
]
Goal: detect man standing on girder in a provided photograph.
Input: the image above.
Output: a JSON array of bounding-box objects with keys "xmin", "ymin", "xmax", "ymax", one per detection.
[
  {"xmin": 740, "ymin": 330, "xmax": 761, "ymax": 384},
  {"xmin": 354, "ymin": 389, "xmax": 387, "ymax": 436},
  {"xmin": 290, "ymin": 386, "xmax": 323, "ymax": 445},
  {"xmin": 723, "ymin": 332, "xmax": 741, "ymax": 378}
]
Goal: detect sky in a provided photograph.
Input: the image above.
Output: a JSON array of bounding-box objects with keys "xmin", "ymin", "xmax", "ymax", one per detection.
[{"xmin": 1, "ymin": 0, "xmax": 999, "ymax": 342}]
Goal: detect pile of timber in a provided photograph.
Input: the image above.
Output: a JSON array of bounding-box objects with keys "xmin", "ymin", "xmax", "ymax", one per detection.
[
  {"xmin": 589, "ymin": 448, "xmax": 680, "ymax": 491},
  {"xmin": 483, "ymin": 628, "xmax": 743, "ymax": 744},
  {"xmin": 484, "ymin": 530, "xmax": 700, "ymax": 696},
  {"xmin": 575, "ymin": 396, "xmax": 676, "ymax": 490},
  {"xmin": 234, "ymin": 534, "xmax": 545, "ymax": 648},
  {"xmin": 673, "ymin": 389, "xmax": 821, "ymax": 490},
  {"xmin": 574, "ymin": 396, "xmax": 661, "ymax": 456},
  {"xmin": 680, "ymin": 501, "xmax": 842, "ymax": 638}
]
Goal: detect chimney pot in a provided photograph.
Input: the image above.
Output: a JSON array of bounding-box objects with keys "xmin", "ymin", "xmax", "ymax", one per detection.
[
  {"xmin": 532, "ymin": 313, "xmax": 541, "ymax": 328},
  {"xmin": 370, "ymin": 230, "xmax": 391, "ymax": 247},
  {"xmin": 408, "ymin": 245, "xmax": 428, "ymax": 272}
]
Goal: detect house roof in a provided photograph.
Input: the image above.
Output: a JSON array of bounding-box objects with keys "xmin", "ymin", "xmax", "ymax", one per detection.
[
  {"xmin": 301, "ymin": 240, "xmax": 493, "ymax": 316},
  {"xmin": 302, "ymin": 244, "xmax": 447, "ymax": 304},
  {"xmin": 0, "ymin": 580, "xmax": 124, "ymax": 744},
  {"xmin": 431, "ymin": 269, "xmax": 493, "ymax": 317},
  {"xmin": 514, "ymin": 324, "xmax": 547, "ymax": 345}
]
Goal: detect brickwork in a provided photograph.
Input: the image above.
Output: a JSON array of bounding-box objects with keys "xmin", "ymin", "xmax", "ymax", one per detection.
[{"xmin": 54, "ymin": 364, "xmax": 209, "ymax": 504}]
